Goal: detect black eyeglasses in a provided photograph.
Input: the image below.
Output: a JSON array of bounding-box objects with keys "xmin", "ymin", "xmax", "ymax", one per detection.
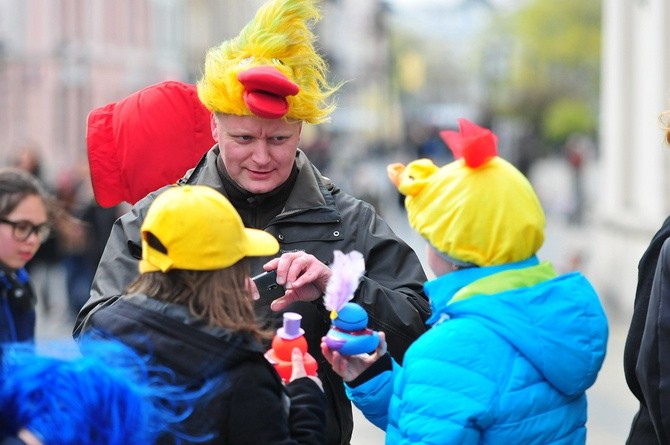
[{"xmin": 0, "ymin": 219, "xmax": 51, "ymax": 242}]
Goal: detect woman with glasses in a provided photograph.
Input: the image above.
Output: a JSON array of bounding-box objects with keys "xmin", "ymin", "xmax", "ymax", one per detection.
[{"xmin": 0, "ymin": 168, "xmax": 51, "ymax": 343}]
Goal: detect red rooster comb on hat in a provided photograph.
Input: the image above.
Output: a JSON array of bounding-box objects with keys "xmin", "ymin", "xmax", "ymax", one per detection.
[{"xmin": 439, "ymin": 118, "xmax": 498, "ymax": 168}]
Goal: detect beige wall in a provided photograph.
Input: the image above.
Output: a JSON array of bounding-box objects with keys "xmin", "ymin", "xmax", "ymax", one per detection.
[
  {"xmin": 0, "ymin": 0, "xmax": 272, "ymax": 184},
  {"xmin": 589, "ymin": 0, "xmax": 670, "ymax": 317},
  {"xmin": 0, "ymin": 0, "xmax": 390, "ymax": 188}
]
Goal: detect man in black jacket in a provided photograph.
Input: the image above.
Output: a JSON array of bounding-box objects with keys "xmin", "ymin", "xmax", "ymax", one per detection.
[
  {"xmin": 74, "ymin": 1, "xmax": 430, "ymax": 444},
  {"xmin": 624, "ymin": 217, "xmax": 670, "ymax": 445}
]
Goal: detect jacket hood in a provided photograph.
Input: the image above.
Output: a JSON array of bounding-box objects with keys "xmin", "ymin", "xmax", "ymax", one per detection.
[
  {"xmin": 88, "ymin": 296, "xmax": 265, "ymax": 380},
  {"xmin": 87, "ymin": 81, "xmax": 215, "ymax": 208},
  {"xmin": 427, "ymin": 267, "xmax": 608, "ymax": 396}
]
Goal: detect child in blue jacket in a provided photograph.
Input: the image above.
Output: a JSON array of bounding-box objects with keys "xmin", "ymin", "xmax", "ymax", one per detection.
[{"xmin": 322, "ymin": 118, "xmax": 609, "ymax": 444}]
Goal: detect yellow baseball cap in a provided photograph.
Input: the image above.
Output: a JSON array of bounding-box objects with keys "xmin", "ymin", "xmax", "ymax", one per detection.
[
  {"xmin": 388, "ymin": 119, "xmax": 545, "ymax": 267},
  {"xmin": 139, "ymin": 185, "xmax": 279, "ymax": 273}
]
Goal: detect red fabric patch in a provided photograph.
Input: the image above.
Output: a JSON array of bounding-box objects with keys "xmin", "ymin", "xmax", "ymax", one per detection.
[
  {"xmin": 440, "ymin": 118, "xmax": 498, "ymax": 168},
  {"xmin": 237, "ymin": 66, "xmax": 299, "ymax": 119},
  {"xmin": 86, "ymin": 81, "xmax": 215, "ymax": 207}
]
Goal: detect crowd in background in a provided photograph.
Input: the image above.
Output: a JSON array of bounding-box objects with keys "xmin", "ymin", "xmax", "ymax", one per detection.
[{"xmin": 9, "ymin": 145, "xmax": 121, "ymax": 332}]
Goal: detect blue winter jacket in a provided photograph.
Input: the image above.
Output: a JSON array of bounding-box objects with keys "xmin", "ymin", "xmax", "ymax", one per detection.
[{"xmin": 347, "ymin": 257, "xmax": 608, "ymax": 445}]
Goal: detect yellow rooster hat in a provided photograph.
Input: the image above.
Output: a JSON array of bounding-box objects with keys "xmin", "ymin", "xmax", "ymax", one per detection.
[
  {"xmin": 197, "ymin": 0, "xmax": 339, "ymax": 124},
  {"xmin": 388, "ymin": 119, "xmax": 546, "ymax": 267}
]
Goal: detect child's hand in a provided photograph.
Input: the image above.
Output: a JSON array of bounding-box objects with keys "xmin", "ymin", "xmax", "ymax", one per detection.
[
  {"xmin": 289, "ymin": 347, "xmax": 323, "ymax": 391},
  {"xmin": 320, "ymin": 332, "xmax": 387, "ymax": 382}
]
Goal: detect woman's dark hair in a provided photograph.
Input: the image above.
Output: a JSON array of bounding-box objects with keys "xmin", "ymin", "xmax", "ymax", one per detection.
[{"xmin": 0, "ymin": 167, "xmax": 52, "ymax": 219}]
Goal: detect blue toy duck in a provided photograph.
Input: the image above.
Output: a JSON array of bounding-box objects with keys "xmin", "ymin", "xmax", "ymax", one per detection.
[{"xmin": 323, "ymin": 250, "xmax": 380, "ymax": 355}]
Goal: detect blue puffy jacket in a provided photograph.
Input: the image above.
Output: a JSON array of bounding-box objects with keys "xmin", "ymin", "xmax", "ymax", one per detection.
[{"xmin": 347, "ymin": 257, "xmax": 608, "ymax": 444}]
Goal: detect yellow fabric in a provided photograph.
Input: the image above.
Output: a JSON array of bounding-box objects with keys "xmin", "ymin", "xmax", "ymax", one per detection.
[
  {"xmin": 196, "ymin": 0, "xmax": 339, "ymax": 124},
  {"xmin": 450, "ymin": 261, "xmax": 557, "ymax": 303},
  {"xmin": 390, "ymin": 157, "xmax": 545, "ymax": 267},
  {"xmin": 139, "ymin": 185, "xmax": 279, "ymax": 273}
]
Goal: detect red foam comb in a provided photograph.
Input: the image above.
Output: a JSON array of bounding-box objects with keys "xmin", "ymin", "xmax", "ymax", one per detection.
[
  {"xmin": 439, "ymin": 118, "xmax": 498, "ymax": 168},
  {"xmin": 238, "ymin": 66, "xmax": 299, "ymax": 119}
]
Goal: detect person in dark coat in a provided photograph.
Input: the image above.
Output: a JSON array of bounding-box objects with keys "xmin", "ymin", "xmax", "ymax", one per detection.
[
  {"xmin": 79, "ymin": 185, "xmax": 326, "ymax": 444},
  {"xmin": 75, "ymin": 1, "xmax": 430, "ymax": 443},
  {"xmin": 624, "ymin": 110, "xmax": 670, "ymax": 444}
]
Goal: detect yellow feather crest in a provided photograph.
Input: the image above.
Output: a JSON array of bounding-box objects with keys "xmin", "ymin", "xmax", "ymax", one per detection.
[{"xmin": 197, "ymin": 0, "xmax": 340, "ymax": 124}]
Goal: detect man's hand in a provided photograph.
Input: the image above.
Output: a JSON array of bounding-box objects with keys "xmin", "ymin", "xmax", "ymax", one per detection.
[
  {"xmin": 264, "ymin": 251, "xmax": 332, "ymax": 311},
  {"xmin": 320, "ymin": 332, "xmax": 388, "ymax": 382}
]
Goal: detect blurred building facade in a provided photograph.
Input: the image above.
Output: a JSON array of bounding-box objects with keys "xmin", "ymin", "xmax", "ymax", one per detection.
[
  {"xmin": 590, "ymin": 0, "xmax": 670, "ymax": 317},
  {"xmin": 9, "ymin": 0, "xmax": 664, "ymax": 323},
  {"xmin": 0, "ymin": 0, "xmax": 393, "ymax": 187}
]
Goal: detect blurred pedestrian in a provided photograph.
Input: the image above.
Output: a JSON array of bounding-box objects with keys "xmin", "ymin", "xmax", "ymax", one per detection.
[
  {"xmin": 74, "ymin": 1, "xmax": 429, "ymax": 443},
  {"xmin": 624, "ymin": 108, "xmax": 670, "ymax": 445},
  {"xmin": 53, "ymin": 164, "xmax": 118, "ymax": 317},
  {"xmin": 0, "ymin": 168, "xmax": 52, "ymax": 343},
  {"xmin": 322, "ymin": 118, "xmax": 609, "ymax": 444},
  {"xmin": 417, "ymin": 124, "xmax": 453, "ymax": 165},
  {"xmin": 77, "ymin": 185, "xmax": 327, "ymax": 444},
  {"xmin": 10, "ymin": 145, "xmax": 42, "ymax": 180},
  {"xmin": 10, "ymin": 147, "xmax": 66, "ymax": 323},
  {"xmin": 301, "ymin": 126, "xmax": 332, "ymax": 174}
]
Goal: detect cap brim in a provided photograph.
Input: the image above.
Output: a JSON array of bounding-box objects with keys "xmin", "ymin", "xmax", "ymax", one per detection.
[{"xmin": 243, "ymin": 228, "xmax": 280, "ymax": 257}]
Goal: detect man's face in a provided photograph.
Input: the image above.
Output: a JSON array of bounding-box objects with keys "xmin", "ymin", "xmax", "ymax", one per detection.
[{"xmin": 213, "ymin": 114, "xmax": 302, "ymax": 194}]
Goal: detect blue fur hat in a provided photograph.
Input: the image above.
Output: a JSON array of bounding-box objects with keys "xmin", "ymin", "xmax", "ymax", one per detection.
[{"xmin": 0, "ymin": 337, "xmax": 215, "ymax": 445}]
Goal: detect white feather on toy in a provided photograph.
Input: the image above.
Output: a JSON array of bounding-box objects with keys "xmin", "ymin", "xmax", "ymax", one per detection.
[{"xmin": 323, "ymin": 250, "xmax": 365, "ymax": 318}]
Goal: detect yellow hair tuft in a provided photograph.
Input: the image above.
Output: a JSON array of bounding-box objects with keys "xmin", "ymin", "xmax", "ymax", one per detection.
[{"xmin": 197, "ymin": 0, "xmax": 340, "ymax": 124}]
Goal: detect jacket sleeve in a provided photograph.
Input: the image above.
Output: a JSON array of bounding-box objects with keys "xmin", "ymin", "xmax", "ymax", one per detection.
[
  {"xmin": 226, "ymin": 368, "xmax": 326, "ymax": 445},
  {"xmin": 73, "ymin": 195, "xmax": 155, "ymax": 338},
  {"xmin": 625, "ymin": 216, "xmax": 670, "ymax": 403},
  {"xmin": 637, "ymin": 237, "xmax": 670, "ymax": 444},
  {"xmin": 345, "ymin": 356, "xmax": 397, "ymax": 430},
  {"xmin": 349, "ymin": 202, "xmax": 430, "ymax": 364},
  {"xmin": 285, "ymin": 378, "xmax": 328, "ymax": 444},
  {"xmin": 354, "ymin": 324, "xmax": 496, "ymax": 445}
]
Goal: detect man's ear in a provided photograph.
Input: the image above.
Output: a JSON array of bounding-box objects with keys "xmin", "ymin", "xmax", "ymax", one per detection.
[{"xmin": 210, "ymin": 114, "xmax": 218, "ymax": 142}]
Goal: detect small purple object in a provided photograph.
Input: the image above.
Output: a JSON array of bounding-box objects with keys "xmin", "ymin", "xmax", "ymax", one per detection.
[
  {"xmin": 324, "ymin": 336, "xmax": 346, "ymax": 350},
  {"xmin": 277, "ymin": 312, "xmax": 305, "ymax": 340}
]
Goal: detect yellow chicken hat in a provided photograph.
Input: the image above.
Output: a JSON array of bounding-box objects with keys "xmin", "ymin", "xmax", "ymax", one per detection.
[
  {"xmin": 388, "ymin": 118, "xmax": 546, "ymax": 267},
  {"xmin": 197, "ymin": 0, "xmax": 339, "ymax": 124}
]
